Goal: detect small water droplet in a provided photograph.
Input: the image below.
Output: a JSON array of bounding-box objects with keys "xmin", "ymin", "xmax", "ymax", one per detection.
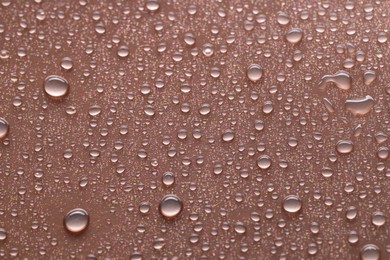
[
  {"xmin": 162, "ymin": 172, "xmax": 175, "ymax": 187},
  {"xmin": 285, "ymin": 28, "xmax": 303, "ymax": 44},
  {"xmin": 371, "ymin": 211, "xmax": 386, "ymax": 227},
  {"xmin": 0, "ymin": 228, "xmax": 7, "ymax": 241},
  {"xmin": 336, "ymin": 140, "xmax": 354, "ymax": 154},
  {"xmin": 61, "ymin": 57, "xmax": 73, "ymax": 71},
  {"xmin": 257, "ymin": 155, "xmax": 271, "ymax": 170},
  {"xmin": 222, "ymin": 129, "xmax": 235, "ymax": 142},
  {"xmin": 146, "ymin": 0, "xmax": 160, "ymax": 11},
  {"xmin": 44, "ymin": 75, "xmax": 69, "ymax": 99},
  {"xmin": 363, "ymin": 70, "xmax": 376, "ymax": 85},
  {"xmin": 64, "ymin": 208, "xmax": 89, "ymax": 234},
  {"xmin": 159, "ymin": 195, "xmax": 183, "ymax": 219}
]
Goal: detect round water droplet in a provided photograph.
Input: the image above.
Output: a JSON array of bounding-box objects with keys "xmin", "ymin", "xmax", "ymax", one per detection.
[
  {"xmin": 282, "ymin": 195, "xmax": 302, "ymax": 213},
  {"xmin": 44, "ymin": 75, "xmax": 69, "ymax": 99},
  {"xmin": 247, "ymin": 64, "xmax": 263, "ymax": 82},
  {"xmin": 159, "ymin": 195, "xmax": 183, "ymax": 219},
  {"xmin": 276, "ymin": 11, "xmax": 290, "ymax": 25},
  {"xmin": 285, "ymin": 28, "xmax": 303, "ymax": 44},
  {"xmin": 257, "ymin": 155, "xmax": 271, "ymax": 170},
  {"xmin": 64, "ymin": 208, "xmax": 89, "ymax": 234},
  {"xmin": 0, "ymin": 118, "xmax": 9, "ymax": 141},
  {"xmin": 360, "ymin": 244, "xmax": 380, "ymax": 260},
  {"xmin": 336, "ymin": 140, "xmax": 354, "ymax": 154}
]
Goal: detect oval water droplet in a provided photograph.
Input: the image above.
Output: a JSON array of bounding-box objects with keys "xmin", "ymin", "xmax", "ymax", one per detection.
[
  {"xmin": 363, "ymin": 70, "xmax": 376, "ymax": 86},
  {"xmin": 64, "ymin": 208, "xmax": 89, "ymax": 234},
  {"xmin": 162, "ymin": 172, "xmax": 175, "ymax": 187},
  {"xmin": 159, "ymin": 195, "xmax": 183, "ymax": 219},
  {"xmin": 336, "ymin": 140, "xmax": 354, "ymax": 154},
  {"xmin": 257, "ymin": 155, "xmax": 271, "ymax": 170},
  {"xmin": 44, "ymin": 75, "xmax": 69, "ymax": 99},
  {"xmin": 0, "ymin": 228, "xmax": 7, "ymax": 241},
  {"xmin": 61, "ymin": 57, "xmax": 73, "ymax": 71},
  {"xmin": 345, "ymin": 95, "xmax": 374, "ymax": 116},
  {"xmin": 222, "ymin": 129, "xmax": 235, "ymax": 142}
]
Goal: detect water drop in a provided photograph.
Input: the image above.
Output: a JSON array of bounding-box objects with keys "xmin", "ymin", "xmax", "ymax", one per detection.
[
  {"xmin": 162, "ymin": 172, "xmax": 175, "ymax": 187},
  {"xmin": 64, "ymin": 208, "xmax": 89, "ymax": 234},
  {"xmin": 247, "ymin": 64, "xmax": 263, "ymax": 82},
  {"xmin": 363, "ymin": 70, "xmax": 376, "ymax": 86},
  {"xmin": 44, "ymin": 75, "xmax": 69, "ymax": 99},
  {"xmin": 285, "ymin": 28, "xmax": 303, "ymax": 44},
  {"xmin": 371, "ymin": 211, "xmax": 386, "ymax": 227},
  {"xmin": 61, "ymin": 57, "xmax": 73, "ymax": 71},
  {"xmin": 146, "ymin": 0, "xmax": 160, "ymax": 11},
  {"xmin": 360, "ymin": 244, "xmax": 380, "ymax": 260},
  {"xmin": 0, "ymin": 228, "xmax": 6, "ymax": 241},
  {"xmin": 222, "ymin": 129, "xmax": 235, "ymax": 142},
  {"xmin": 159, "ymin": 195, "xmax": 183, "ymax": 219},
  {"xmin": 282, "ymin": 195, "xmax": 302, "ymax": 213},
  {"xmin": 336, "ymin": 140, "xmax": 354, "ymax": 154},
  {"xmin": 257, "ymin": 155, "xmax": 271, "ymax": 170}
]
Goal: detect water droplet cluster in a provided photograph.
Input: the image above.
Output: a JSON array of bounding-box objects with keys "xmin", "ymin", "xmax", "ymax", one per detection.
[{"xmin": 0, "ymin": 0, "xmax": 388, "ymax": 259}]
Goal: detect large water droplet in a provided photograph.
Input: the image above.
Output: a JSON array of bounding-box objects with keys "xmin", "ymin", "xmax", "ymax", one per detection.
[
  {"xmin": 319, "ymin": 71, "xmax": 351, "ymax": 91},
  {"xmin": 345, "ymin": 95, "xmax": 374, "ymax": 116},
  {"xmin": 0, "ymin": 118, "xmax": 9, "ymax": 141},
  {"xmin": 64, "ymin": 208, "xmax": 89, "ymax": 234},
  {"xmin": 222, "ymin": 129, "xmax": 235, "ymax": 142},
  {"xmin": 257, "ymin": 155, "xmax": 271, "ymax": 170},
  {"xmin": 159, "ymin": 195, "xmax": 183, "ymax": 219},
  {"xmin": 247, "ymin": 64, "xmax": 263, "ymax": 82},
  {"xmin": 44, "ymin": 75, "xmax": 69, "ymax": 99},
  {"xmin": 282, "ymin": 195, "xmax": 302, "ymax": 213},
  {"xmin": 360, "ymin": 244, "xmax": 380, "ymax": 260}
]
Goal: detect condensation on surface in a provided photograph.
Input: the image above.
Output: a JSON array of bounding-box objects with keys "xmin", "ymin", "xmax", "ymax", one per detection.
[{"xmin": 0, "ymin": 0, "xmax": 389, "ymax": 259}]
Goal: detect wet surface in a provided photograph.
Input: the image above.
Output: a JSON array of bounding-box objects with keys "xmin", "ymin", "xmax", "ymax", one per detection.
[{"xmin": 0, "ymin": 0, "xmax": 389, "ymax": 259}]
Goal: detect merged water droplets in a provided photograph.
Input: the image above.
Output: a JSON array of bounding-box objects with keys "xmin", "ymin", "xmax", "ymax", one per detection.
[
  {"xmin": 159, "ymin": 195, "xmax": 183, "ymax": 219},
  {"xmin": 64, "ymin": 208, "xmax": 89, "ymax": 234},
  {"xmin": 319, "ymin": 71, "xmax": 352, "ymax": 90},
  {"xmin": 44, "ymin": 75, "xmax": 69, "ymax": 99},
  {"xmin": 345, "ymin": 95, "xmax": 374, "ymax": 116}
]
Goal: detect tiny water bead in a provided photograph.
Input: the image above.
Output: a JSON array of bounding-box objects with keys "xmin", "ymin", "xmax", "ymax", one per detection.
[
  {"xmin": 247, "ymin": 64, "xmax": 263, "ymax": 82},
  {"xmin": 159, "ymin": 195, "xmax": 183, "ymax": 219},
  {"xmin": 282, "ymin": 195, "xmax": 302, "ymax": 213},
  {"xmin": 360, "ymin": 244, "xmax": 380, "ymax": 260},
  {"xmin": 0, "ymin": 118, "xmax": 9, "ymax": 141},
  {"xmin": 64, "ymin": 208, "xmax": 89, "ymax": 234},
  {"xmin": 336, "ymin": 140, "xmax": 354, "ymax": 154},
  {"xmin": 44, "ymin": 75, "xmax": 69, "ymax": 99}
]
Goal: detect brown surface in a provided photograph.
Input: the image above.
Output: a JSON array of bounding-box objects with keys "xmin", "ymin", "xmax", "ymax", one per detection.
[{"xmin": 0, "ymin": 0, "xmax": 389, "ymax": 259}]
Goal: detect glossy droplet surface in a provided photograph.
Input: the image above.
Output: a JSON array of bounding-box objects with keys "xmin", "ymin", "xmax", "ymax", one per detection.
[
  {"xmin": 64, "ymin": 208, "xmax": 89, "ymax": 234},
  {"xmin": 257, "ymin": 155, "xmax": 271, "ymax": 170},
  {"xmin": 247, "ymin": 64, "xmax": 263, "ymax": 82},
  {"xmin": 0, "ymin": 228, "xmax": 6, "ymax": 241},
  {"xmin": 283, "ymin": 195, "xmax": 302, "ymax": 213},
  {"xmin": 44, "ymin": 75, "xmax": 69, "ymax": 99},
  {"xmin": 61, "ymin": 57, "xmax": 73, "ymax": 70},
  {"xmin": 159, "ymin": 195, "xmax": 183, "ymax": 219},
  {"xmin": 0, "ymin": 118, "xmax": 9, "ymax": 141},
  {"xmin": 162, "ymin": 172, "xmax": 175, "ymax": 187},
  {"xmin": 345, "ymin": 95, "xmax": 374, "ymax": 116}
]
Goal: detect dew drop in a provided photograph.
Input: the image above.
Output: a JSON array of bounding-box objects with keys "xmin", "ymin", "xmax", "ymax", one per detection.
[
  {"xmin": 162, "ymin": 172, "xmax": 175, "ymax": 187},
  {"xmin": 222, "ymin": 129, "xmax": 235, "ymax": 142},
  {"xmin": 0, "ymin": 118, "xmax": 9, "ymax": 141},
  {"xmin": 282, "ymin": 195, "xmax": 302, "ymax": 213},
  {"xmin": 44, "ymin": 75, "xmax": 69, "ymax": 99},
  {"xmin": 61, "ymin": 57, "xmax": 73, "ymax": 71},
  {"xmin": 146, "ymin": 0, "xmax": 160, "ymax": 11},
  {"xmin": 276, "ymin": 11, "xmax": 290, "ymax": 25},
  {"xmin": 371, "ymin": 211, "xmax": 386, "ymax": 227},
  {"xmin": 159, "ymin": 195, "xmax": 183, "ymax": 219},
  {"xmin": 363, "ymin": 70, "xmax": 376, "ymax": 86},
  {"xmin": 64, "ymin": 208, "xmax": 89, "ymax": 234},
  {"xmin": 0, "ymin": 228, "xmax": 7, "ymax": 241},
  {"xmin": 247, "ymin": 64, "xmax": 263, "ymax": 82}
]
